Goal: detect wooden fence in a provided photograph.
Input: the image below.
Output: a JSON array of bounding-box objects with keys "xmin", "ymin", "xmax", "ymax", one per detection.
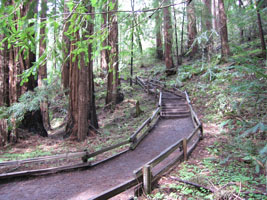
[
  {"xmin": 0, "ymin": 80, "xmax": 162, "ymax": 180},
  {"xmin": 0, "ymin": 76, "xmax": 202, "ymax": 200},
  {"xmin": 90, "ymin": 77, "xmax": 203, "ymax": 199}
]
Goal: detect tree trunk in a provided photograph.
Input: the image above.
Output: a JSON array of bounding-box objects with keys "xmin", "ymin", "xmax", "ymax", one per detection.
[
  {"xmin": 61, "ymin": 1, "xmax": 70, "ymax": 94},
  {"xmin": 218, "ymin": 0, "xmax": 230, "ymax": 58},
  {"xmin": 203, "ymin": 0, "xmax": 213, "ymax": 57},
  {"xmin": 155, "ymin": 0, "xmax": 164, "ymax": 60},
  {"xmin": 255, "ymin": 0, "xmax": 266, "ymax": 59},
  {"xmin": 7, "ymin": 1, "xmax": 47, "ymax": 140},
  {"xmin": 130, "ymin": 0, "xmax": 134, "ymax": 86},
  {"xmin": 172, "ymin": 0, "xmax": 180, "ymax": 66},
  {"xmin": 0, "ymin": 32, "xmax": 9, "ymax": 146},
  {"xmin": 163, "ymin": 0, "xmax": 175, "ymax": 75},
  {"xmin": 65, "ymin": 2, "xmax": 97, "ymax": 140},
  {"xmin": 100, "ymin": 3, "xmax": 108, "ymax": 77},
  {"xmin": 187, "ymin": 2, "xmax": 198, "ymax": 57},
  {"xmin": 38, "ymin": 0, "xmax": 50, "ymax": 131},
  {"xmin": 106, "ymin": 0, "xmax": 121, "ymax": 105},
  {"xmin": 213, "ymin": 0, "xmax": 219, "ymax": 32},
  {"xmin": 180, "ymin": 3, "xmax": 186, "ymax": 56}
]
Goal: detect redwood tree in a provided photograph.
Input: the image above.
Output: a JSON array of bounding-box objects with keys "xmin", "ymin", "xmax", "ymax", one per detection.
[
  {"xmin": 218, "ymin": 0, "xmax": 230, "ymax": 58},
  {"xmin": 163, "ymin": 0, "xmax": 175, "ymax": 75},
  {"xmin": 187, "ymin": 1, "xmax": 198, "ymax": 57},
  {"xmin": 65, "ymin": 2, "xmax": 98, "ymax": 141},
  {"xmin": 38, "ymin": 0, "xmax": 50, "ymax": 131},
  {"xmin": 154, "ymin": 0, "xmax": 163, "ymax": 60},
  {"xmin": 106, "ymin": 0, "xmax": 121, "ymax": 104}
]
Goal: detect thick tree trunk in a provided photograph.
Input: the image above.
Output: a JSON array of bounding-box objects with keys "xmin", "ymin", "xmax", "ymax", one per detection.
[
  {"xmin": 0, "ymin": 33, "xmax": 9, "ymax": 146},
  {"xmin": 66, "ymin": 2, "xmax": 97, "ymax": 140},
  {"xmin": 187, "ymin": 2, "xmax": 198, "ymax": 57},
  {"xmin": 163, "ymin": 0, "xmax": 175, "ymax": 75},
  {"xmin": 38, "ymin": 0, "xmax": 50, "ymax": 131},
  {"xmin": 106, "ymin": 0, "xmax": 121, "ymax": 105},
  {"xmin": 255, "ymin": 0, "xmax": 266, "ymax": 59},
  {"xmin": 218, "ymin": 0, "xmax": 230, "ymax": 58},
  {"xmin": 154, "ymin": 0, "xmax": 163, "ymax": 60}
]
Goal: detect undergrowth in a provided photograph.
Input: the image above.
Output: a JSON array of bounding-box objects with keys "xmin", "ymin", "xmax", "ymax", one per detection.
[{"xmin": 141, "ymin": 39, "xmax": 266, "ymax": 199}]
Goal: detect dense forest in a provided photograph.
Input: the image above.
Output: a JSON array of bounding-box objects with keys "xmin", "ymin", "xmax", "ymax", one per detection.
[{"xmin": 0, "ymin": 0, "xmax": 266, "ymax": 199}]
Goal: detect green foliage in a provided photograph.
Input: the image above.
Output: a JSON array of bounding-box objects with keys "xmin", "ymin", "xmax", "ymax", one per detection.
[{"xmin": 0, "ymin": 80, "xmax": 67, "ymax": 131}]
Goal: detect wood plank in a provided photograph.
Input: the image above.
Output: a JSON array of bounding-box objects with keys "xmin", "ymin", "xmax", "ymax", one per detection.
[
  {"xmin": 150, "ymin": 107, "xmax": 160, "ymax": 121},
  {"xmin": 91, "ymin": 149, "xmax": 129, "ymax": 167},
  {"xmin": 0, "ymin": 152, "xmax": 86, "ymax": 167},
  {"xmin": 186, "ymin": 125, "xmax": 201, "ymax": 143},
  {"xmin": 90, "ymin": 175, "xmax": 142, "ymax": 200},
  {"xmin": 130, "ymin": 117, "xmax": 151, "ymax": 142},
  {"xmin": 130, "ymin": 116, "xmax": 160, "ymax": 150},
  {"xmin": 0, "ymin": 162, "xmax": 92, "ymax": 180},
  {"xmin": 149, "ymin": 138, "xmax": 183, "ymax": 168},
  {"xmin": 143, "ymin": 165, "xmax": 152, "ymax": 194},
  {"xmin": 86, "ymin": 140, "xmax": 129, "ymax": 159},
  {"xmin": 158, "ymin": 92, "xmax": 162, "ymax": 107}
]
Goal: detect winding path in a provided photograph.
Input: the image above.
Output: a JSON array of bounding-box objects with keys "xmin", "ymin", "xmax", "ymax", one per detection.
[{"xmin": 0, "ymin": 91, "xmax": 196, "ymax": 200}]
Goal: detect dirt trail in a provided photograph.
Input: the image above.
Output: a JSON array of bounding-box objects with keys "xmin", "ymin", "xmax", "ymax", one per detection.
[{"xmin": 0, "ymin": 92, "xmax": 195, "ymax": 200}]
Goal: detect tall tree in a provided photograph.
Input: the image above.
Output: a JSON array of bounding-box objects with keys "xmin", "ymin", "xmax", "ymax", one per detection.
[
  {"xmin": 203, "ymin": 0, "xmax": 213, "ymax": 57},
  {"xmin": 213, "ymin": 0, "xmax": 219, "ymax": 32},
  {"xmin": 187, "ymin": 1, "xmax": 198, "ymax": 57},
  {"xmin": 106, "ymin": 0, "xmax": 121, "ymax": 104},
  {"xmin": 255, "ymin": 0, "xmax": 266, "ymax": 59},
  {"xmin": 163, "ymin": 0, "xmax": 175, "ymax": 75},
  {"xmin": 38, "ymin": 0, "xmax": 50, "ymax": 131},
  {"xmin": 65, "ymin": 1, "xmax": 97, "ymax": 140},
  {"xmin": 218, "ymin": 0, "xmax": 230, "ymax": 58},
  {"xmin": 100, "ymin": 1, "xmax": 108, "ymax": 77},
  {"xmin": 61, "ymin": 1, "xmax": 70, "ymax": 93},
  {"xmin": 0, "ymin": 15, "xmax": 9, "ymax": 146},
  {"xmin": 154, "ymin": 0, "xmax": 164, "ymax": 60},
  {"xmin": 172, "ymin": 0, "xmax": 180, "ymax": 66},
  {"xmin": 180, "ymin": 2, "xmax": 186, "ymax": 56}
]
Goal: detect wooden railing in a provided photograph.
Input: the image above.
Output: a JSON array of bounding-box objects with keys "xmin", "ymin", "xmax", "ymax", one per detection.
[
  {"xmin": 0, "ymin": 81, "xmax": 162, "ymax": 180},
  {"xmin": 0, "ymin": 76, "xmax": 202, "ymax": 200},
  {"xmin": 91, "ymin": 79, "xmax": 203, "ymax": 200}
]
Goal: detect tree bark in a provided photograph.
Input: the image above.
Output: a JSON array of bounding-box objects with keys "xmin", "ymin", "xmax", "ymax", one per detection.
[
  {"xmin": 38, "ymin": 0, "xmax": 50, "ymax": 131},
  {"xmin": 255, "ymin": 0, "xmax": 266, "ymax": 59},
  {"xmin": 65, "ymin": 2, "xmax": 97, "ymax": 140},
  {"xmin": 180, "ymin": 3, "xmax": 186, "ymax": 56},
  {"xmin": 187, "ymin": 2, "xmax": 198, "ymax": 57},
  {"xmin": 61, "ymin": 1, "xmax": 70, "ymax": 94},
  {"xmin": 100, "ymin": 3, "xmax": 108, "ymax": 76},
  {"xmin": 203, "ymin": 0, "xmax": 213, "ymax": 57},
  {"xmin": 172, "ymin": 0, "xmax": 180, "ymax": 66},
  {"xmin": 218, "ymin": 0, "xmax": 230, "ymax": 58},
  {"xmin": 154, "ymin": 0, "xmax": 164, "ymax": 60},
  {"xmin": 213, "ymin": 0, "xmax": 219, "ymax": 32},
  {"xmin": 163, "ymin": 0, "xmax": 175, "ymax": 75},
  {"xmin": 106, "ymin": 0, "xmax": 121, "ymax": 105},
  {"xmin": 0, "ymin": 31, "xmax": 9, "ymax": 146}
]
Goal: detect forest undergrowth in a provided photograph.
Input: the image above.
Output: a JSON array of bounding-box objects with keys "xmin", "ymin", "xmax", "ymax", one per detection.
[{"xmin": 139, "ymin": 38, "xmax": 266, "ymax": 200}]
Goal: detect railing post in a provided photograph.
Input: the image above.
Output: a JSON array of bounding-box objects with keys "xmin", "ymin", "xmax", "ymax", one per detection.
[
  {"xmin": 183, "ymin": 138, "xmax": 187, "ymax": 161},
  {"xmin": 143, "ymin": 164, "xmax": 152, "ymax": 194}
]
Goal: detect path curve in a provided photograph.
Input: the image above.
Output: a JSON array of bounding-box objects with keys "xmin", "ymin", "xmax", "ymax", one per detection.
[{"xmin": 0, "ymin": 92, "xmax": 196, "ymax": 200}]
